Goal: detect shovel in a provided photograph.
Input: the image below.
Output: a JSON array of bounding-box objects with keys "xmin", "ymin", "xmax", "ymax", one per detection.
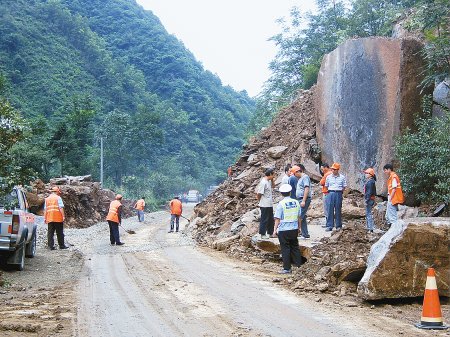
[
  {"xmin": 180, "ymin": 215, "xmax": 191, "ymax": 223},
  {"xmin": 120, "ymin": 223, "xmax": 136, "ymax": 234}
]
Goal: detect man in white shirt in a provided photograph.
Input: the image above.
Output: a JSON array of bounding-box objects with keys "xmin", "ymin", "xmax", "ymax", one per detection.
[{"xmin": 255, "ymin": 168, "xmax": 275, "ymax": 239}]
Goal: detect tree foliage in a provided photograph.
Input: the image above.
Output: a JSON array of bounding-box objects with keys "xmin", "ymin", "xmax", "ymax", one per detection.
[
  {"xmin": 0, "ymin": 74, "xmax": 35, "ymax": 194},
  {"xmin": 0, "ymin": 0, "xmax": 255, "ymax": 206},
  {"xmin": 395, "ymin": 98, "xmax": 450, "ymax": 203}
]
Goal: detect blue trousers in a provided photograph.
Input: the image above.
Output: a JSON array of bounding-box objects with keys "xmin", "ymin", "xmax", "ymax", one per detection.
[
  {"xmin": 365, "ymin": 200, "xmax": 375, "ymax": 230},
  {"xmin": 170, "ymin": 214, "xmax": 180, "ymax": 231},
  {"xmin": 108, "ymin": 220, "xmax": 121, "ymax": 244},
  {"xmin": 326, "ymin": 191, "xmax": 343, "ymax": 229},
  {"xmin": 300, "ymin": 197, "xmax": 311, "ymax": 237},
  {"xmin": 137, "ymin": 210, "xmax": 144, "ymax": 222}
]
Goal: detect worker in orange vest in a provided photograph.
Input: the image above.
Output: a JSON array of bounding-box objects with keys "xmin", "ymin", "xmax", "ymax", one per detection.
[
  {"xmin": 227, "ymin": 166, "xmax": 233, "ymax": 180},
  {"xmin": 133, "ymin": 197, "xmax": 145, "ymax": 222},
  {"xmin": 44, "ymin": 186, "xmax": 69, "ymax": 250},
  {"xmin": 319, "ymin": 163, "xmax": 332, "ymax": 227},
  {"xmin": 383, "ymin": 164, "xmax": 405, "ymax": 227},
  {"xmin": 106, "ymin": 194, "xmax": 124, "ymax": 245},
  {"xmin": 169, "ymin": 196, "xmax": 182, "ymax": 233}
]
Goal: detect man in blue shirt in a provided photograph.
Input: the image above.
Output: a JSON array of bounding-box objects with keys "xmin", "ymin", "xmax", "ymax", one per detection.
[
  {"xmin": 296, "ymin": 164, "xmax": 312, "ymax": 239},
  {"xmin": 324, "ymin": 162, "xmax": 347, "ymax": 231},
  {"xmin": 288, "ymin": 165, "xmax": 301, "ymax": 199},
  {"xmin": 273, "ymin": 184, "xmax": 303, "ymax": 274}
]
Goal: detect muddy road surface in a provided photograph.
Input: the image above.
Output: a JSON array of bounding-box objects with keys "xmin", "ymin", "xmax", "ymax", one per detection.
[
  {"xmin": 75, "ymin": 204, "xmax": 441, "ymax": 337},
  {"xmin": 1, "ymin": 204, "xmax": 448, "ymax": 336}
]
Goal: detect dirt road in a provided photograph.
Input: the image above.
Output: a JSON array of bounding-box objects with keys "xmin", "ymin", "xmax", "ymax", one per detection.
[
  {"xmin": 74, "ymin": 204, "xmax": 439, "ymax": 337},
  {"xmin": 0, "ymin": 204, "xmax": 447, "ymax": 336}
]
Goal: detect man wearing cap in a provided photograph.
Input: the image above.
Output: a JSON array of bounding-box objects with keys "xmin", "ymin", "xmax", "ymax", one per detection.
[
  {"xmin": 296, "ymin": 164, "xmax": 312, "ymax": 239},
  {"xmin": 44, "ymin": 186, "xmax": 69, "ymax": 250},
  {"xmin": 363, "ymin": 168, "xmax": 377, "ymax": 232},
  {"xmin": 255, "ymin": 168, "xmax": 275, "ymax": 239},
  {"xmin": 273, "ymin": 184, "xmax": 303, "ymax": 274},
  {"xmin": 106, "ymin": 194, "xmax": 124, "ymax": 245},
  {"xmin": 288, "ymin": 165, "xmax": 302, "ymax": 200},
  {"xmin": 319, "ymin": 163, "xmax": 332, "ymax": 227},
  {"xmin": 325, "ymin": 163, "xmax": 347, "ymax": 231},
  {"xmin": 169, "ymin": 195, "xmax": 182, "ymax": 233},
  {"xmin": 383, "ymin": 164, "xmax": 405, "ymax": 227}
]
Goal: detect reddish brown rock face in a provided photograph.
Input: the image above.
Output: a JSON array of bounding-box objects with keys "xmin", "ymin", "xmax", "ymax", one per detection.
[
  {"xmin": 316, "ymin": 37, "xmax": 426, "ymax": 193},
  {"xmin": 357, "ymin": 218, "xmax": 450, "ymax": 300}
]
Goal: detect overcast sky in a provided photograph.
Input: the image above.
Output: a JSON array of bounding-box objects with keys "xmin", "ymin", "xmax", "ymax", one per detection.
[{"xmin": 135, "ymin": 0, "xmax": 316, "ymax": 97}]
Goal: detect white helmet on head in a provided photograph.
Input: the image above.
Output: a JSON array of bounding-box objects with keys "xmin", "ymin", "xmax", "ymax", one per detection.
[{"xmin": 279, "ymin": 184, "xmax": 292, "ymax": 193}]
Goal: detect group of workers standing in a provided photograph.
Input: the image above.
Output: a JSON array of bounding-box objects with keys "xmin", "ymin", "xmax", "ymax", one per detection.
[{"xmin": 255, "ymin": 162, "xmax": 405, "ymax": 274}]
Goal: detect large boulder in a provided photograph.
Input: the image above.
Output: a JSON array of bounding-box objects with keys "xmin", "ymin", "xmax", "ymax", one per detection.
[
  {"xmin": 357, "ymin": 218, "xmax": 450, "ymax": 300},
  {"xmin": 316, "ymin": 37, "xmax": 429, "ymax": 194}
]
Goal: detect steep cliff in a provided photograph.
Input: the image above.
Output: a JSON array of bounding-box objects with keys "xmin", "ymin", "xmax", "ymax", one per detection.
[{"xmin": 316, "ymin": 37, "xmax": 428, "ymax": 194}]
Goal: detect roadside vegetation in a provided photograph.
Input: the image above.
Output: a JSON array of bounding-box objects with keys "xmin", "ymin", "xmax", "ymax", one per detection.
[{"xmin": 0, "ymin": 0, "xmax": 255, "ymax": 206}]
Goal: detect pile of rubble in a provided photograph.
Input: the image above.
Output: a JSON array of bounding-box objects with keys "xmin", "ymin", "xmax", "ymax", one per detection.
[
  {"xmin": 189, "ymin": 87, "xmax": 446, "ymax": 298},
  {"xmin": 26, "ymin": 176, "xmax": 135, "ymax": 228},
  {"xmin": 189, "ymin": 88, "xmax": 379, "ymax": 294}
]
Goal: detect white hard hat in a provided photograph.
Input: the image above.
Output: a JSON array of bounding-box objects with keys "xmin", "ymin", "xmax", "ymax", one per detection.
[{"xmin": 279, "ymin": 184, "xmax": 292, "ymax": 193}]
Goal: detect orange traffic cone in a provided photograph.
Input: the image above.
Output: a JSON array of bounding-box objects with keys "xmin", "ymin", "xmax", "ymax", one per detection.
[{"xmin": 415, "ymin": 268, "xmax": 448, "ymax": 330}]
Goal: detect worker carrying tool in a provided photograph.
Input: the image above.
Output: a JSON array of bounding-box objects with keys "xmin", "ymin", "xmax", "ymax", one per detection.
[
  {"xmin": 168, "ymin": 195, "xmax": 182, "ymax": 233},
  {"xmin": 106, "ymin": 194, "xmax": 125, "ymax": 246}
]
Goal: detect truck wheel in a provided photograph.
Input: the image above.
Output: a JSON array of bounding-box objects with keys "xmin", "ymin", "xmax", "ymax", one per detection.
[{"xmin": 25, "ymin": 234, "xmax": 37, "ymax": 258}]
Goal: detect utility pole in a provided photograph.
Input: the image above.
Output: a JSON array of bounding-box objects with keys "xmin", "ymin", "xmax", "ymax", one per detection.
[{"xmin": 100, "ymin": 137, "xmax": 104, "ymax": 187}]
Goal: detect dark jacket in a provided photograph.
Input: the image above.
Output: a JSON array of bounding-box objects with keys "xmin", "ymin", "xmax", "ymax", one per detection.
[
  {"xmin": 364, "ymin": 178, "xmax": 377, "ymax": 202},
  {"xmin": 288, "ymin": 175, "xmax": 298, "ymax": 199}
]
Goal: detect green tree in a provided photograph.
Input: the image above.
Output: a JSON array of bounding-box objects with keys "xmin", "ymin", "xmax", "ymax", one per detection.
[
  {"xmin": 395, "ymin": 100, "xmax": 450, "ymax": 203},
  {"xmin": 0, "ymin": 74, "xmax": 34, "ymax": 193}
]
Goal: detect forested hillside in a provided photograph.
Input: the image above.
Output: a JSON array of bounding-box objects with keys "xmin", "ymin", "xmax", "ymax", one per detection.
[{"xmin": 0, "ymin": 0, "xmax": 255, "ymax": 205}]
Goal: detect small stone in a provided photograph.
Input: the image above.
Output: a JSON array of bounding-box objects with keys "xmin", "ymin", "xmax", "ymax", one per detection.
[
  {"xmin": 315, "ymin": 297, "xmax": 322, "ymax": 302},
  {"xmin": 272, "ymin": 278, "xmax": 282, "ymax": 283},
  {"xmin": 370, "ymin": 305, "xmax": 375, "ymax": 309}
]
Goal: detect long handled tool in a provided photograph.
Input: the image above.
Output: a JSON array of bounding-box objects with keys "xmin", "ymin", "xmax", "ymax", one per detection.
[
  {"xmin": 180, "ymin": 215, "xmax": 191, "ymax": 223},
  {"xmin": 120, "ymin": 223, "xmax": 136, "ymax": 234}
]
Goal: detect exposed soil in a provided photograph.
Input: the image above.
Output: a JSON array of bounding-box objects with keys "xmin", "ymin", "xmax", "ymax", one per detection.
[{"xmin": 0, "ymin": 205, "xmax": 448, "ymax": 336}]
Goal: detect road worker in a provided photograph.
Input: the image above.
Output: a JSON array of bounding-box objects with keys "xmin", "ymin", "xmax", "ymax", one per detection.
[
  {"xmin": 106, "ymin": 194, "xmax": 124, "ymax": 245},
  {"xmin": 169, "ymin": 195, "xmax": 182, "ymax": 233},
  {"xmin": 383, "ymin": 164, "xmax": 404, "ymax": 227},
  {"xmin": 273, "ymin": 184, "xmax": 302, "ymax": 274},
  {"xmin": 325, "ymin": 163, "xmax": 347, "ymax": 232},
  {"xmin": 44, "ymin": 186, "xmax": 69, "ymax": 250},
  {"xmin": 319, "ymin": 163, "xmax": 332, "ymax": 227},
  {"xmin": 134, "ymin": 197, "xmax": 145, "ymax": 222},
  {"xmin": 363, "ymin": 168, "xmax": 377, "ymax": 232}
]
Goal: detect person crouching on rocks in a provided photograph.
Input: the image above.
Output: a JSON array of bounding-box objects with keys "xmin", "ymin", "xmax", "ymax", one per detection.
[
  {"xmin": 273, "ymin": 184, "xmax": 303, "ymax": 274},
  {"xmin": 106, "ymin": 194, "xmax": 125, "ymax": 246},
  {"xmin": 363, "ymin": 168, "xmax": 377, "ymax": 233}
]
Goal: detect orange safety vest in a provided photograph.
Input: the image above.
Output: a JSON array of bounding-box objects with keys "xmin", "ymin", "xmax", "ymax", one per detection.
[
  {"xmin": 320, "ymin": 171, "xmax": 332, "ymax": 194},
  {"xmin": 388, "ymin": 172, "xmax": 405, "ymax": 205},
  {"xmin": 170, "ymin": 199, "xmax": 182, "ymax": 216},
  {"xmin": 45, "ymin": 194, "xmax": 64, "ymax": 223},
  {"xmin": 134, "ymin": 199, "xmax": 145, "ymax": 211},
  {"xmin": 107, "ymin": 200, "xmax": 122, "ymax": 223}
]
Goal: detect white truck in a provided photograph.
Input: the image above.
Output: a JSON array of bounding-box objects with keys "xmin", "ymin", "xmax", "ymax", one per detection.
[{"xmin": 0, "ymin": 187, "xmax": 37, "ymax": 270}]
